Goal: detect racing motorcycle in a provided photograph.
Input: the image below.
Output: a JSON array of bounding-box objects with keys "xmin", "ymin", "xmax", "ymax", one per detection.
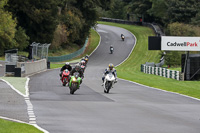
[
  {"xmin": 80, "ymin": 64, "xmax": 86, "ymax": 72},
  {"xmin": 85, "ymin": 56, "xmax": 89, "ymax": 64},
  {"xmin": 68, "ymin": 72, "xmax": 82, "ymax": 94},
  {"xmin": 110, "ymin": 46, "xmax": 114, "ymax": 54},
  {"xmin": 61, "ymin": 69, "xmax": 70, "ymax": 86},
  {"xmin": 103, "ymin": 72, "xmax": 116, "ymax": 93},
  {"xmin": 121, "ymin": 35, "xmax": 125, "ymax": 41}
]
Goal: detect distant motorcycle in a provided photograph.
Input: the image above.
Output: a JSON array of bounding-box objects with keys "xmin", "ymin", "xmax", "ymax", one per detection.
[
  {"xmin": 61, "ymin": 69, "xmax": 70, "ymax": 86},
  {"xmin": 80, "ymin": 64, "xmax": 86, "ymax": 72},
  {"xmin": 110, "ymin": 46, "xmax": 114, "ymax": 54},
  {"xmin": 85, "ymin": 56, "xmax": 89, "ymax": 64},
  {"xmin": 121, "ymin": 35, "xmax": 125, "ymax": 41},
  {"xmin": 103, "ymin": 72, "xmax": 116, "ymax": 93},
  {"xmin": 68, "ymin": 72, "xmax": 82, "ymax": 94}
]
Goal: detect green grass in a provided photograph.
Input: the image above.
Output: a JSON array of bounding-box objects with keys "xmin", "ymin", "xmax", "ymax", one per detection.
[
  {"xmin": 48, "ymin": 43, "xmax": 80, "ymax": 56},
  {"xmin": 0, "ymin": 77, "xmax": 27, "ymax": 95},
  {"xmin": 0, "ymin": 119, "xmax": 43, "ymax": 133},
  {"xmin": 50, "ymin": 28, "xmax": 100, "ymax": 69},
  {"xmin": 98, "ymin": 21, "xmax": 200, "ymax": 99}
]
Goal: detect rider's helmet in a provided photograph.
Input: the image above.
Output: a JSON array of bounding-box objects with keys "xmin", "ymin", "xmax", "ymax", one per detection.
[
  {"xmin": 80, "ymin": 60, "xmax": 85, "ymax": 66},
  {"xmin": 65, "ymin": 62, "xmax": 70, "ymax": 65},
  {"xmin": 108, "ymin": 63, "xmax": 114, "ymax": 70},
  {"xmin": 75, "ymin": 64, "xmax": 80, "ymax": 71}
]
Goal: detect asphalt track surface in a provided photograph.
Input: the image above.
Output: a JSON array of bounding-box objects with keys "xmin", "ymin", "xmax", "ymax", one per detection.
[{"xmin": 29, "ymin": 24, "xmax": 200, "ymax": 133}]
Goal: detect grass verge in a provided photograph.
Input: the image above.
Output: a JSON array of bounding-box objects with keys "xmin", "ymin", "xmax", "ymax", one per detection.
[
  {"xmin": 98, "ymin": 21, "xmax": 200, "ymax": 99},
  {"xmin": 0, "ymin": 119, "xmax": 43, "ymax": 133},
  {"xmin": 50, "ymin": 28, "xmax": 100, "ymax": 69},
  {"xmin": 0, "ymin": 77, "xmax": 27, "ymax": 95}
]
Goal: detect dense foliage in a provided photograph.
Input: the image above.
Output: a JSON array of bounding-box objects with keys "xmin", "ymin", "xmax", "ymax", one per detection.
[{"xmin": 1, "ymin": 0, "xmax": 112, "ymax": 55}]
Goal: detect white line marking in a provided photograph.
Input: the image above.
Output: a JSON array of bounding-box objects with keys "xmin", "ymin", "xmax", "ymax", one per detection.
[
  {"xmin": 118, "ymin": 78, "xmax": 200, "ymax": 101},
  {"xmin": 115, "ymin": 27, "xmax": 137, "ymax": 67},
  {"xmin": 0, "ymin": 79, "xmax": 26, "ymax": 97},
  {"xmin": 0, "ymin": 78, "xmax": 49, "ymax": 133}
]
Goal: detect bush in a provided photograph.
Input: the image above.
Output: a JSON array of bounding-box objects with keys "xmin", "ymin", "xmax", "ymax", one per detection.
[
  {"xmin": 164, "ymin": 51, "xmax": 182, "ymax": 67},
  {"xmin": 167, "ymin": 22, "xmax": 200, "ymax": 36}
]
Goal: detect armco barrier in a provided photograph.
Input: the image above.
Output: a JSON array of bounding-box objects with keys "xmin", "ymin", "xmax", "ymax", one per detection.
[
  {"xmin": 17, "ymin": 59, "xmax": 47, "ymax": 77},
  {"xmin": 141, "ymin": 64, "xmax": 183, "ymax": 81},
  {"xmin": 48, "ymin": 38, "xmax": 88, "ymax": 62}
]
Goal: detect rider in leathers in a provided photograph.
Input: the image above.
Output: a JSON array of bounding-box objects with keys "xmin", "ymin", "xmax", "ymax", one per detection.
[
  {"xmin": 102, "ymin": 63, "xmax": 117, "ymax": 85},
  {"xmin": 60, "ymin": 62, "xmax": 72, "ymax": 79},
  {"xmin": 70, "ymin": 64, "xmax": 84, "ymax": 85}
]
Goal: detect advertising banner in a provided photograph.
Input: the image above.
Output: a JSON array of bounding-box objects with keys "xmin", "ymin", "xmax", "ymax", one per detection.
[{"xmin": 161, "ymin": 36, "xmax": 200, "ymax": 51}]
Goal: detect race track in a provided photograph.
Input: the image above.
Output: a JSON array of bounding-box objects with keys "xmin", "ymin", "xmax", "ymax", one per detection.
[{"xmin": 29, "ymin": 24, "xmax": 200, "ymax": 133}]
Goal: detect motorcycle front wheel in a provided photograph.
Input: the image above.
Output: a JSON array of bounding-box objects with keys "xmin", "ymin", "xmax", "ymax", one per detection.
[{"xmin": 70, "ymin": 83, "xmax": 78, "ymax": 94}]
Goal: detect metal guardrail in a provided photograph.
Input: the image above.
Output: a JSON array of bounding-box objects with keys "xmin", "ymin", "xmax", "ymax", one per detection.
[
  {"xmin": 48, "ymin": 38, "xmax": 88, "ymax": 62},
  {"xmin": 100, "ymin": 17, "xmax": 165, "ymax": 37}
]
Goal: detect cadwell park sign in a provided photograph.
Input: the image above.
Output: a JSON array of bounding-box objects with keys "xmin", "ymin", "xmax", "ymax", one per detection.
[
  {"xmin": 148, "ymin": 36, "xmax": 200, "ymax": 81},
  {"xmin": 161, "ymin": 36, "xmax": 200, "ymax": 51}
]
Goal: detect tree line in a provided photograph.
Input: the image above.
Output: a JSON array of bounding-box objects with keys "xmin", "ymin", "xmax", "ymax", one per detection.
[
  {"xmin": 0, "ymin": 0, "xmax": 112, "ymax": 56},
  {"xmin": 100, "ymin": 0, "xmax": 200, "ymax": 35}
]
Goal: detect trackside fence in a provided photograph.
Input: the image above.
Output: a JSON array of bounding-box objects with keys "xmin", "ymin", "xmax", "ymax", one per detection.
[
  {"xmin": 48, "ymin": 38, "xmax": 88, "ymax": 62},
  {"xmin": 141, "ymin": 64, "xmax": 184, "ymax": 81}
]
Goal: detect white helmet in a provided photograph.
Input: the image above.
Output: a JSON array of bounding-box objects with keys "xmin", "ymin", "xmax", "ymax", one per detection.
[{"xmin": 65, "ymin": 62, "xmax": 69, "ymax": 65}]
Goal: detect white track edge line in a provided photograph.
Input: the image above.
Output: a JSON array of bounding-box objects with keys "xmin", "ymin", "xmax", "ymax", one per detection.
[
  {"xmin": 118, "ymin": 78, "xmax": 200, "ymax": 101},
  {"xmin": 0, "ymin": 78, "xmax": 49, "ymax": 133}
]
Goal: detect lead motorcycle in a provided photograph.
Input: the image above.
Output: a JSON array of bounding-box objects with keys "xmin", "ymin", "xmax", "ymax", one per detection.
[
  {"xmin": 103, "ymin": 72, "xmax": 116, "ymax": 93},
  {"xmin": 121, "ymin": 35, "xmax": 125, "ymax": 41},
  {"xmin": 61, "ymin": 69, "xmax": 70, "ymax": 86},
  {"xmin": 110, "ymin": 46, "xmax": 114, "ymax": 54},
  {"xmin": 68, "ymin": 72, "xmax": 82, "ymax": 94}
]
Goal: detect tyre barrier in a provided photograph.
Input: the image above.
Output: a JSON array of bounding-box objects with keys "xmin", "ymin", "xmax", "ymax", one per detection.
[{"xmin": 141, "ymin": 64, "xmax": 183, "ymax": 81}]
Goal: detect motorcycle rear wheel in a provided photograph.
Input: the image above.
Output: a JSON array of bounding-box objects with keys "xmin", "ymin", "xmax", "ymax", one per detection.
[{"xmin": 63, "ymin": 78, "xmax": 67, "ymax": 86}]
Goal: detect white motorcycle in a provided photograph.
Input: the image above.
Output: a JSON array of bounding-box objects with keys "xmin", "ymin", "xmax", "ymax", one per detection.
[
  {"xmin": 110, "ymin": 46, "xmax": 114, "ymax": 54},
  {"xmin": 103, "ymin": 72, "xmax": 116, "ymax": 93}
]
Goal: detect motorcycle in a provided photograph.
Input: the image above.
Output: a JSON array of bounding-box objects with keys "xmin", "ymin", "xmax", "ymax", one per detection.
[
  {"xmin": 103, "ymin": 72, "xmax": 116, "ymax": 93},
  {"xmin": 121, "ymin": 35, "xmax": 125, "ymax": 41},
  {"xmin": 68, "ymin": 72, "xmax": 82, "ymax": 94},
  {"xmin": 61, "ymin": 69, "xmax": 70, "ymax": 86},
  {"xmin": 110, "ymin": 46, "xmax": 114, "ymax": 54},
  {"xmin": 85, "ymin": 57, "xmax": 89, "ymax": 64},
  {"xmin": 80, "ymin": 64, "xmax": 86, "ymax": 72}
]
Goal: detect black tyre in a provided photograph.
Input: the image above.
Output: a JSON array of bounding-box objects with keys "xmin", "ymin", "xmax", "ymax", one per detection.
[
  {"xmin": 63, "ymin": 78, "xmax": 67, "ymax": 86},
  {"xmin": 70, "ymin": 83, "xmax": 77, "ymax": 94}
]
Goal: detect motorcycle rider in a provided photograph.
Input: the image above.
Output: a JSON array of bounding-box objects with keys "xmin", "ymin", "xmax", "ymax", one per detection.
[
  {"xmin": 79, "ymin": 60, "xmax": 86, "ymax": 72},
  {"xmin": 110, "ymin": 45, "xmax": 114, "ymax": 53},
  {"xmin": 102, "ymin": 63, "xmax": 117, "ymax": 85},
  {"xmin": 70, "ymin": 64, "xmax": 84, "ymax": 85},
  {"xmin": 60, "ymin": 62, "xmax": 72, "ymax": 79},
  {"xmin": 85, "ymin": 55, "xmax": 89, "ymax": 64}
]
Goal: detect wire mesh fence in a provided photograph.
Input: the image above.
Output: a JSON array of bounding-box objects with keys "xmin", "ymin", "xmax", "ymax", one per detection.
[{"xmin": 31, "ymin": 42, "xmax": 51, "ymax": 60}]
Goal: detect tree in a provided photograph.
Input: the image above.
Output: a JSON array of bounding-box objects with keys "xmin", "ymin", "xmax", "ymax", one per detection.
[
  {"xmin": 166, "ymin": 0, "xmax": 199, "ymax": 24},
  {"xmin": 0, "ymin": 0, "xmax": 17, "ymax": 55},
  {"xmin": 191, "ymin": 9, "xmax": 200, "ymax": 26},
  {"xmin": 7, "ymin": 0, "xmax": 59, "ymax": 43},
  {"xmin": 107, "ymin": 0, "xmax": 126, "ymax": 19},
  {"xmin": 129, "ymin": 0, "xmax": 152, "ymax": 22},
  {"xmin": 147, "ymin": 0, "xmax": 167, "ymax": 25}
]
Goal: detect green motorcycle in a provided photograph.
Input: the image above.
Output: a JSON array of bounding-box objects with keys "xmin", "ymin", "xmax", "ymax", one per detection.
[{"xmin": 69, "ymin": 72, "xmax": 82, "ymax": 94}]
